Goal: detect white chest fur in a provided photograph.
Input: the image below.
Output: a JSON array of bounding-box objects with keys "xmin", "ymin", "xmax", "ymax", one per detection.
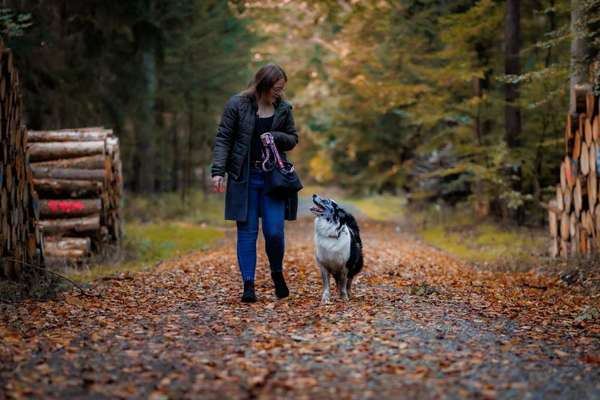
[{"xmin": 314, "ymin": 218, "xmax": 351, "ymax": 271}]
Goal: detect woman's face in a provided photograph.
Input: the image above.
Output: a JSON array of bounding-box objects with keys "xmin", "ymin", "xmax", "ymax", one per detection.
[{"xmin": 268, "ymin": 79, "xmax": 286, "ymax": 103}]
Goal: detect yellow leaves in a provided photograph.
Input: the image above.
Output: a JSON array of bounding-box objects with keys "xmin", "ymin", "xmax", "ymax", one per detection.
[
  {"xmin": 350, "ymin": 73, "xmax": 366, "ymax": 86},
  {"xmin": 0, "ymin": 327, "xmax": 22, "ymax": 345},
  {"xmin": 63, "ymin": 294, "xmax": 85, "ymax": 307},
  {"xmin": 554, "ymin": 349, "xmax": 569, "ymax": 358},
  {"xmin": 34, "ymin": 363, "xmax": 51, "ymax": 375},
  {"xmin": 308, "ymin": 150, "xmax": 334, "ymax": 183},
  {"xmin": 124, "ymin": 350, "xmax": 142, "ymax": 358},
  {"xmin": 288, "ymin": 376, "xmax": 318, "ymax": 387}
]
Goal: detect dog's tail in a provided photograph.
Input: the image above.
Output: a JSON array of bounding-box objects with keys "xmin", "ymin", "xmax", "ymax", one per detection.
[{"xmin": 346, "ymin": 237, "xmax": 363, "ymax": 278}]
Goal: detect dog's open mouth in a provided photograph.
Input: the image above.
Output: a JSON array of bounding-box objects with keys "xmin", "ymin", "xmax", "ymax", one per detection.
[
  {"xmin": 310, "ymin": 204, "xmax": 325, "ymax": 215},
  {"xmin": 311, "ymin": 195, "xmax": 326, "ymax": 215}
]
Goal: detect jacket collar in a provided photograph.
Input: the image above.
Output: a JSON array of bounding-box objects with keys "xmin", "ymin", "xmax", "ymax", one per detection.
[
  {"xmin": 243, "ymin": 93, "xmax": 290, "ymax": 112},
  {"xmin": 242, "ymin": 94, "xmax": 290, "ymax": 130}
]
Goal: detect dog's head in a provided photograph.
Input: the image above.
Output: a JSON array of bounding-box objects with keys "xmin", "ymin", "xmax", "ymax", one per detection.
[{"xmin": 311, "ymin": 194, "xmax": 345, "ymax": 223}]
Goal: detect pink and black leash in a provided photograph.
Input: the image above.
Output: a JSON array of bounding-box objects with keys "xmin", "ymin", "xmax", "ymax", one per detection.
[{"xmin": 260, "ymin": 133, "xmax": 294, "ymax": 173}]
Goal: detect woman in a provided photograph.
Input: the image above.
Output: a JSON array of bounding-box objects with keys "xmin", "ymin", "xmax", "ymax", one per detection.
[{"xmin": 211, "ymin": 63, "xmax": 299, "ymax": 303}]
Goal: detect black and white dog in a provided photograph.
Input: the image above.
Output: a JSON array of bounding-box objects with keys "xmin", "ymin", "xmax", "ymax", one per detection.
[{"xmin": 310, "ymin": 194, "xmax": 363, "ymax": 303}]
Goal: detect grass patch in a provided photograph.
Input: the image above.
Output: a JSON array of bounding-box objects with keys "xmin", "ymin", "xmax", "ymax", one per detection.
[
  {"xmin": 64, "ymin": 189, "xmax": 229, "ymax": 283},
  {"xmin": 344, "ymin": 195, "xmax": 407, "ymax": 221},
  {"xmin": 123, "ymin": 222, "xmax": 222, "ymax": 262},
  {"xmin": 124, "ymin": 190, "xmax": 227, "ymax": 226},
  {"xmin": 338, "ymin": 192, "xmax": 546, "ymax": 270},
  {"xmin": 414, "ymin": 204, "xmax": 547, "ymax": 270}
]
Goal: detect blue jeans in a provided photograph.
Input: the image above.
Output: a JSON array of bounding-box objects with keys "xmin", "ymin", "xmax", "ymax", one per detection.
[{"xmin": 236, "ymin": 166, "xmax": 285, "ymax": 282}]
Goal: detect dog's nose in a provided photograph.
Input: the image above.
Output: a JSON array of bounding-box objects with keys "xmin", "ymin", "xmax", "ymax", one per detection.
[{"xmin": 312, "ymin": 194, "xmax": 317, "ymax": 199}]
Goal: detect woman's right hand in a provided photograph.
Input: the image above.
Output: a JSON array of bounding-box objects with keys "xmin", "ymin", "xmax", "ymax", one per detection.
[{"xmin": 212, "ymin": 175, "xmax": 225, "ymax": 193}]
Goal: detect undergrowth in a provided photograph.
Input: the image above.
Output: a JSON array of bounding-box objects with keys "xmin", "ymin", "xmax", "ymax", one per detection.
[
  {"xmin": 341, "ymin": 193, "xmax": 551, "ymax": 272},
  {"xmin": 66, "ymin": 222, "xmax": 224, "ymax": 283},
  {"xmin": 64, "ymin": 190, "xmax": 229, "ymax": 283}
]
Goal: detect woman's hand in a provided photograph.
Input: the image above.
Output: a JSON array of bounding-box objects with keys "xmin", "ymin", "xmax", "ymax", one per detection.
[
  {"xmin": 212, "ymin": 175, "xmax": 225, "ymax": 193},
  {"xmin": 260, "ymin": 132, "xmax": 273, "ymax": 142}
]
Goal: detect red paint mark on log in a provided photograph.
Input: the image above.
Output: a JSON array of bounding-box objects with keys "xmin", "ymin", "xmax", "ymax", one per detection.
[{"xmin": 47, "ymin": 200, "xmax": 86, "ymax": 214}]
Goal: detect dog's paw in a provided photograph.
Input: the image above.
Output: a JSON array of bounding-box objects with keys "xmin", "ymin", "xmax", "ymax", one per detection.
[{"xmin": 321, "ymin": 293, "xmax": 331, "ymax": 304}]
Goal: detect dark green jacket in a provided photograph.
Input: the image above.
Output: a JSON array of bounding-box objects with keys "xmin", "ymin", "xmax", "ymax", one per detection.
[{"xmin": 211, "ymin": 93, "xmax": 299, "ymax": 221}]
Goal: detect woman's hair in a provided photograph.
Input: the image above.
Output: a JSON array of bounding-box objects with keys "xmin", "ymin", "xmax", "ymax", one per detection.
[{"xmin": 241, "ymin": 63, "xmax": 287, "ymax": 100}]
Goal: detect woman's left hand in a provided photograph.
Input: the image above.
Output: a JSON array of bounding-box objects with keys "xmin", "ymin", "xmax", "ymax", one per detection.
[{"xmin": 260, "ymin": 132, "xmax": 273, "ymax": 141}]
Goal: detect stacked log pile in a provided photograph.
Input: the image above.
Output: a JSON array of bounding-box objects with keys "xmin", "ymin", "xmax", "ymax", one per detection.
[
  {"xmin": 27, "ymin": 128, "xmax": 123, "ymax": 265},
  {"xmin": 549, "ymin": 89, "xmax": 600, "ymax": 257},
  {"xmin": 0, "ymin": 47, "xmax": 45, "ymax": 279}
]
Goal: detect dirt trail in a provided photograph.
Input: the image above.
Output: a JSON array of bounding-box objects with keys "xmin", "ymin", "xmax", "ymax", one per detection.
[{"xmin": 1, "ymin": 216, "xmax": 599, "ymax": 399}]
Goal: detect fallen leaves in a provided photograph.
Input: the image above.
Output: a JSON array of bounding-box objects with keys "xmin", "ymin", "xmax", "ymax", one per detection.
[{"xmin": 1, "ymin": 219, "xmax": 599, "ymax": 398}]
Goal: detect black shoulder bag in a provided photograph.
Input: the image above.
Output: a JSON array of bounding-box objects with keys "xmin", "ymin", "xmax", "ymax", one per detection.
[{"xmin": 260, "ymin": 133, "xmax": 303, "ymax": 198}]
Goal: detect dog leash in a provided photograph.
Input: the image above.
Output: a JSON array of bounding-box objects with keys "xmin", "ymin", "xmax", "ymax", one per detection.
[{"xmin": 260, "ymin": 133, "xmax": 295, "ymax": 173}]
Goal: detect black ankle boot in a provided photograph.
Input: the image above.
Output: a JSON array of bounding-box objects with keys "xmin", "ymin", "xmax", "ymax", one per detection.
[
  {"xmin": 271, "ymin": 271, "xmax": 289, "ymax": 299},
  {"xmin": 241, "ymin": 280, "xmax": 257, "ymax": 303}
]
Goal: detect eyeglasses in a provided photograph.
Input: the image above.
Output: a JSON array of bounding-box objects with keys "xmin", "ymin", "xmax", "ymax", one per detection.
[{"xmin": 271, "ymin": 86, "xmax": 285, "ymax": 94}]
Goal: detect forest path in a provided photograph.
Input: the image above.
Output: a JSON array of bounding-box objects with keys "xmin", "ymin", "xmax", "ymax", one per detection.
[{"xmin": 1, "ymin": 216, "xmax": 599, "ymax": 399}]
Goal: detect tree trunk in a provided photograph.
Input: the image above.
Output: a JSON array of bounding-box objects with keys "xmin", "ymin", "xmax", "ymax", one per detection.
[
  {"xmin": 570, "ymin": 0, "xmax": 590, "ymax": 113},
  {"xmin": 0, "ymin": 48, "xmax": 45, "ymax": 280},
  {"xmin": 28, "ymin": 129, "xmax": 110, "ymax": 142},
  {"xmin": 28, "ymin": 142, "xmax": 106, "ymax": 162},
  {"xmin": 533, "ymin": 0, "xmax": 557, "ymax": 224},
  {"xmin": 504, "ymin": 0, "xmax": 521, "ymax": 148},
  {"xmin": 182, "ymin": 93, "xmax": 195, "ymax": 202},
  {"xmin": 32, "ymin": 167, "xmax": 105, "ymax": 181},
  {"xmin": 40, "ymin": 199, "xmax": 102, "ymax": 218},
  {"xmin": 33, "ymin": 179, "xmax": 102, "ymax": 197},
  {"xmin": 171, "ymin": 120, "xmax": 180, "ymax": 192},
  {"xmin": 44, "ymin": 237, "xmax": 91, "ymax": 252},
  {"xmin": 30, "ymin": 154, "xmax": 106, "ymax": 169},
  {"xmin": 38, "ymin": 215, "xmax": 101, "ymax": 235},
  {"xmin": 133, "ymin": 31, "xmax": 158, "ymax": 193},
  {"xmin": 472, "ymin": 77, "xmax": 482, "ymax": 145}
]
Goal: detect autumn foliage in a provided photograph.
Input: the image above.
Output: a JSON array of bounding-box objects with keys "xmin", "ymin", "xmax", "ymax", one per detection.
[{"xmin": 1, "ymin": 218, "xmax": 599, "ymax": 398}]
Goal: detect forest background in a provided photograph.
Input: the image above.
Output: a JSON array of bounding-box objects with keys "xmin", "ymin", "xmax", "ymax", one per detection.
[{"xmin": 3, "ymin": 0, "xmax": 600, "ymax": 232}]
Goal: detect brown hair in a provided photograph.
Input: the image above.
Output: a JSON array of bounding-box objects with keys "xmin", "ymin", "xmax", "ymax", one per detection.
[{"xmin": 241, "ymin": 63, "xmax": 288, "ymax": 101}]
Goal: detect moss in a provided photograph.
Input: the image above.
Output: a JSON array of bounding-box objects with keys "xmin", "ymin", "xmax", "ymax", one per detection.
[
  {"xmin": 66, "ymin": 222, "xmax": 224, "ymax": 283},
  {"xmin": 124, "ymin": 222, "xmax": 223, "ymax": 262},
  {"xmin": 344, "ymin": 194, "xmax": 545, "ymax": 270},
  {"xmin": 345, "ymin": 195, "xmax": 407, "ymax": 221},
  {"xmin": 420, "ymin": 225, "xmax": 492, "ymax": 262},
  {"xmin": 418, "ymin": 217, "xmax": 545, "ymax": 268}
]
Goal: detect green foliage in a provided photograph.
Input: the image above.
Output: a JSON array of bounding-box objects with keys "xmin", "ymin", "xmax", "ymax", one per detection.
[
  {"xmin": 6, "ymin": 0, "xmax": 255, "ymax": 194},
  {"xmin": 241, "ymin": 0, "xmax": 573, "ymax": 223},
  {"xmin": 66, "ymin": 222, "xmax": 223, "ymax": 283},
  {"xmin": 66, "ymin": 189, "xmax": 227, "ymax": 282},
  {"xmin": 344, "ymin": 195, "xmax": 406, "ymax": 221},
  {"xmin": 123, "ymin": 222, "xmax": 222, "ymax": 263},
  {"xmin": 0, "ymin": 8, "xmax": 31, "ymax": 39},
  {"xmin": 4, "ymin": 0, "xmax": 588, "ymax": 225},
  {"xmin": 415, "ymin": 203, "xmax": 548, "ymax": 269}
]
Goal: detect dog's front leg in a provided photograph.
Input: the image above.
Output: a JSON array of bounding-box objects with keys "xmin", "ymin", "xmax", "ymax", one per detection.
[{"xmin": 318, "ymin": 263, "xmax": 331, "ymax": 304}]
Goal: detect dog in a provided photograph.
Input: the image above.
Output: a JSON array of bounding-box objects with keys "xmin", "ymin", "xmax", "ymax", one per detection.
[{"xmin": 310, "ymin": 194, "xmax": 363, "ymax": 303}]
